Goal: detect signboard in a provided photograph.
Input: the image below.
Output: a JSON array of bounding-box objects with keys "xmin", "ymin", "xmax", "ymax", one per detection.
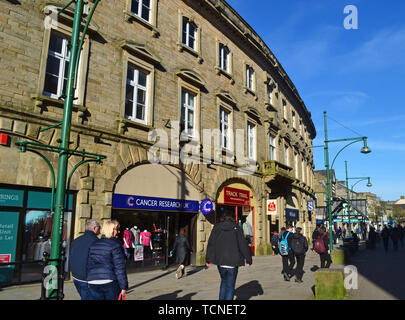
[
  {"xmin": 0, "ymin": 189, "xmax": 24, "ymax": 207},
  {"xmin": 112, "ymin": 194, "xmax": 199, "ymax": 212},
  {"xmin": 0, "ymin": 211, "xmax": 19, "ymax": 283},
  {"xmin": 266, "ymin": 200, "xmax": 277, "ymax": 215},
  {"xmin": 307, "ymin": 200, "xmax": 314, "ymax": 212},
  {"xmin": 134, "ymin": 245, "xmax": 144, "ymax": 261},
  {"xmin": 223, "ymin": 187, "xmax": 250, "ymax": 206},
  {"xmin": 200, "ymin": 199, "xmax": 214, "ymax": 215},
  {"xmin": 333, "ymin": 219, "xmax": 361, "ymax": 223},
  {"xmin": 285, "ymin": 208, "xmax": 299, "ymax": 221}
]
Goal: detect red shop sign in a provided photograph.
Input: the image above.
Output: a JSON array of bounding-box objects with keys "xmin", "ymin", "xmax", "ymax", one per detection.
[{"xmin": 223, "ymin": 187, "xmax": 250, "ymax": 206}]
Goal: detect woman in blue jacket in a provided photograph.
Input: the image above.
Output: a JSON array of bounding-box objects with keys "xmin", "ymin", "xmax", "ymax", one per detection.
[{"xmin": 87, "ymin": 220, "xmax": 128, "ymax": 300}]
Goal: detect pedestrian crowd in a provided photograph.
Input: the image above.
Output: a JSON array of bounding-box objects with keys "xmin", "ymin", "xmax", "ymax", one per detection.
[{"xmin": 69, "ymin": 216, "xmax": 404, "ymax": 301}]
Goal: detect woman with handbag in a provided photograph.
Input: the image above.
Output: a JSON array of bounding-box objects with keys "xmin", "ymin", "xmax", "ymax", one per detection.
[{"xmin": 87, "ymin": 220, "xmax": 128, "ymax": 300}]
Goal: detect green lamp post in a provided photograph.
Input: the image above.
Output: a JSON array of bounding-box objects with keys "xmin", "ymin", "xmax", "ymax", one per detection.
[
  {"xmin": 344, "ymin": 160, "xmax": 372, "ymax": 232},
  {"xmin": 322, "ymin": 111, "xmax": 371, "ymax": 250}
]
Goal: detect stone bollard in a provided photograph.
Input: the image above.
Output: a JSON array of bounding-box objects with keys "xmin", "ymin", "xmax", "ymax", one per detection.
[
  {"xmin": 314, "ymin": 268, "xmax": 346, "ymax": 300},
  {"xmin": 331, "ymin": 248, "xmax": 347, "ymax": 265}
]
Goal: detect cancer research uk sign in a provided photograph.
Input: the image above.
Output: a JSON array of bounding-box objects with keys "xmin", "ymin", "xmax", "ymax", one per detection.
[
  {"xmin": 266, "ymin": 200, "xmax": 277, "ymax": 215},
  {"xmin": 112, "ymin": 194, "xmax": 199, "ymax": 212}
]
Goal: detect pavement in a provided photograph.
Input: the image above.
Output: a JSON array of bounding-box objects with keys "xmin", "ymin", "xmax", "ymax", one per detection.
[{"xmin": 1, "ymin": 239, "xmax": 403, "ymax": 300}]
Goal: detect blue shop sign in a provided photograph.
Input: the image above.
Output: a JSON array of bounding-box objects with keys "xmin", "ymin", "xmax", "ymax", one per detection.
[
  {"xmin": 0, "ymin": 189, "xmax": 24, "ymax": 207},
  {"xmin": 285, "ymin": 208, "xmax": 299, "ymax": 221},
  {"xmin": 307, "ymin": 200, "xmax": 314, "ymax": 211},
  {"xmin": 200, "ymin": 198, "xmax": 214, "ymax": 215},
  {"xmin": 112, "ymin": 194, "xmax": 199, "ymax": 212}
]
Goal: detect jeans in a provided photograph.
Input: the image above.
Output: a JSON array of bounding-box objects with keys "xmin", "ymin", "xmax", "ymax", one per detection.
[
  {"xmin": 88, "ymin": 281, "xmax": 121, "ymax": 300},
  {"xmin": 320, "ymin": 252, "xmax": 332, "ymax": 268},
  {"xmin": 282, "ymin": 252, "xmax": 295, "ymax": 276},
  {"xmin": 294, "ymin": 255, "xmax": 305, "ymax": 280},
  {"xmin": 73, "ymin": 280, "xmax": 92, "ymax": 300},
  {"xmin": 218, "ymin": 266, "xmax": 238, "ymax": 300}
]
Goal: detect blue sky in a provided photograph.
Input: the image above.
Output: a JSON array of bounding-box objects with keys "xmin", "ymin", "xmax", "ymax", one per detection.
[{"xmin": 227, "ymin": 0, "xmax": 405, "ymax": 201}]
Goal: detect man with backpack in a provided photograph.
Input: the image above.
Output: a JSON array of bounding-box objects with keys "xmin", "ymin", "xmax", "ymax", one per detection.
[
  {"xmin": 314, "ymin": 226, "xmax": 332, "ymax": 268},
  {"xmin": 279, "ymin": 224, "xmax": 295, "ymax": 281},
  {"xmin": 291, "ymin": 227, "xmax": 308, "ymax": 283}
]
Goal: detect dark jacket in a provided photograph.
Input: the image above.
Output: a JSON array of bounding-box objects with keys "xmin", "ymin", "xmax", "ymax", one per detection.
[
  {"xmin": 173, "ymin": 234, "xmax": 192, "ymax": 265},
  {"xmin": 291, "ymin": 233, "xmax": 309, "ymax": 256},
  {"xmin": 391, "ymin": 227, "xmax": 401, "ymax": 241},
  {"xmin": 87, "ymin": 236, "xmax": 128, "ymax": 290},
  {"xmin": 69, "ymin": 230, "xmax": 99, "ymax": 281},
  {"xmin": 206, "ymin": 220, "xmax": 252, "ymax": 267},
  {"xmin": 312, "ymin": 229, "xmax": 320, "ymax": 241}
]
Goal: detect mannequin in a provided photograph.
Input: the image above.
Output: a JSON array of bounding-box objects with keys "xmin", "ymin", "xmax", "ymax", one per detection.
[
  {"xmin": 131, "ymin": 225, "xmax": 141, "ymax": 245},
  {"xmin": 140, "ymin": 229, "xmax": 153, "ymax": 262}
]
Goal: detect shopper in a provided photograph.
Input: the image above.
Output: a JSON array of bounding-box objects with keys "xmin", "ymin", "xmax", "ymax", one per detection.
[
  {"xmin": 206, "ymin": 212, "xmax": 252, "ymax": 301},
  {"xmin": 314, "ymin": 226, "xmax": 332, "ymax": 268},
  {"xmin": 399, "ymin": 225, "xmax": 405, "ymax": 248},
  {"xmin": 291, "ymin": 227, "xmax": 308, "ymax": 283},
  {"xmin": 173, "ymin": 227, "xmax": 192, "ymax": 279},
  {"xmin": 391, "ymin": 224, "xmax": 401, "ymax": 252},
  {"xmin": 368, "ymin": 226, "xmax": 377, "ymax": 250},
  {"xmin": 271, "ymin": 232, "xmax": 280, "ymax": 256},
  {"xmin": 69, "ymin": 219, "xmax": 100, "ymax": 300},
  {"xmin": 311, "ymin": 225, "xmax": 320, "ymax": 251},
  {"xmin": 279, "ymin": 224, "xmax": 295, "ymax": 281},
  {"xmin": 87, "ymin": 220, "xmax": 128, "ymax": 300},
  {"xmin": 381, "ymin": 225, "xmax": 390, "ymax": 253}
]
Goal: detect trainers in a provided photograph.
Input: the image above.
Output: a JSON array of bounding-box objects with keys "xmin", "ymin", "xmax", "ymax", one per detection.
[
  {"xmin": 284, "ymin": 274, "xmax": 290, "ymax": 281},
  {"xmin": 295, "ymin": 279, "xmax": 303, "ymax": 283},
  {"xmin": 175, "ymin": 266, "xmax": 183, "ymax": 279}
]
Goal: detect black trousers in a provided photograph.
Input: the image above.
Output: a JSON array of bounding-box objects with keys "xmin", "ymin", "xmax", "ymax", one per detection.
[
  {"xmin": 282, "ymin": 252, "xmax": 295, "ymax": 276},
  {"xmin": 383, "ymin": 238, "xmax": 389, "ymax": 252},
  {"xmin": 295, "ymin": 254, "xmax": 305, "ymax": 280},
  {"xmin": 320, "ymin": 252, "xmax": 332, "ymax": 268}
]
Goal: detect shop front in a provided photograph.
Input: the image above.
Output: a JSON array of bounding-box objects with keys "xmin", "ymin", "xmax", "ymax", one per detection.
[
  {"xmin": 216, "ymin": 185, "xmax": 255, "ymax": 255},
  {"xmin": 112, "ymin": 164, "xmax": 201, "ymax": 272},
  {"xmin": 112, "ymin": 194, "xmax": 199, "ymax": 271},
  {"xmin": 0, "ymin": 184, "xmax": 75, "ymax": 286}
]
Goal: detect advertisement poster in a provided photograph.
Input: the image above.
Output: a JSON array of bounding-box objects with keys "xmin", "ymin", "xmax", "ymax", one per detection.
[
  {"xmin": 0, "ymin": 211, "xmax": 19, "ymax": 283},
  {"xmin": 134, "ymin": 245, "xmax": 144, "ymax": 261}
]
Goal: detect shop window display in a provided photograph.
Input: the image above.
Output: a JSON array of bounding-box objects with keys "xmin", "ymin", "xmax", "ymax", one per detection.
[{"xmin": 21, "ymin": 210, "xmax": 72, "ymax": 282}]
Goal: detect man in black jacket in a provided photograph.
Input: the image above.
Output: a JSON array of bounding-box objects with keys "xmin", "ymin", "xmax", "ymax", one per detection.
[
  {"xmin": 291, "ymin": 227, "xmax": 308, "ymax": 283},
  {"xmin": 311, "ymin": 225, "xmax": 320, "ymax": 251},
  {"xmin": 69, "ymin": 219, "xmax": 100, "ymax": 300},
  {"xmin": 206, "ymin": 212, "xmax": 252, "ymax": 300},
  {"xmin": 280, "ymin": 224, "xmax": 295, "ymax": 281}
]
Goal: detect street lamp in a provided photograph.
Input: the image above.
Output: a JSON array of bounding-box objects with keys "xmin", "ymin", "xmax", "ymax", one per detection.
[
  {"xmin": 344, "ymin": 160, "xmax": 372, "ymax": 233},
  {"xmin": 321, "ymin": 111, "xmax": 371, "ymax": 251}
]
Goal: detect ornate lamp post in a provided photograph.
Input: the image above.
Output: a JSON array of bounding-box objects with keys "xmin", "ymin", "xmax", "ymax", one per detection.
[{"xmin": 322, "ymin": 111, "xmax": 371, "ymax": 250}]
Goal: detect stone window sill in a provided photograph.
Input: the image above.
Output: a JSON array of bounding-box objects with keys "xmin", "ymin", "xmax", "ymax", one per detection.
[
  {"xmin": 31, "ymin": 94, "xmax": 87, "ymax": 117},
  {"xmin": 116, "ymin": 116, "xmax": 154, "ymax": 134},
  {"xmin": 123, "ymin": 10, "xmax": 159, "ymax": 37},
  {"xmin": 214, "ymin": 67, "xmax": 235, "ymax": 85},
  {"xmin": 177, "ymin": 43, "xmax": 203, "ymax": 64}
]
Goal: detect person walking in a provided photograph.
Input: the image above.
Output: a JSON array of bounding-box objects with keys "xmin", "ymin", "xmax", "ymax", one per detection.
[
  {"xmin": 391, "ymin": 224, "xmax": 401, "ymax": 252},
  {"xmin": 291, "ymin": 227, "xmax": 308, "ymax": 283},
  {"xmin": 87, "ymin": 220, "xmax": 128, "ymax": 300},
  {"xmin": 381, "ymin": 225, "xmax": 390, "ymax": 253},
  {"xmin": 399, "ymin": 225, "xmax": 404, "ymax": 248},
  {"xmin": 173, "ymin": 227, "xmax": 192, "ymax": 279},
  {"xmin": 271, "ymin": 232, "xmax": 280, "ymax": 256},
  {"xmin": 206, "ymin": 212, "xmax": 252, "ymax": 301},
  {"xmin": 69, "ymin": 219, "xmax": 100, "ymax": 300},
  {"xmin": 311, "ymin": 225, "xmax": 320, "ymax": 251},
  {"xmin": 368, "ymin": 226, "xmax": 377, "ymax": 250},
  {"xmin": 279, "ymin": 224, "xmax": 295, "ymax": 281},
  {"xmin": 314, "ymin": 226, "xmax": 332, "ymax": 268}
]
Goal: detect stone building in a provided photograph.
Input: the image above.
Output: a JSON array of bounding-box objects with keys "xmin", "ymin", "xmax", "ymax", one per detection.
[{"xmin": 0, "ymin": 0, "xmax": 316, "ymax": 283}]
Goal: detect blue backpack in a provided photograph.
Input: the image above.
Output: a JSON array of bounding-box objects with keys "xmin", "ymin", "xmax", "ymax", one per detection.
[{"xmin": 279, "ymin": 231, "xmax": 291, "ymax": 256}]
